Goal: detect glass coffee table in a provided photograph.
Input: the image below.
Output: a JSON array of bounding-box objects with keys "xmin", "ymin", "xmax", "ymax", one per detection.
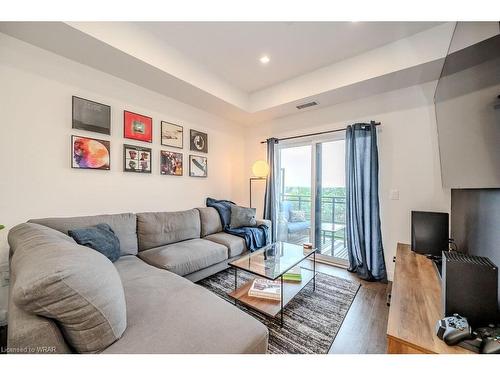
[{"xmin": 228, "ymin": 242, "xmax": 316, "ymax": 326}]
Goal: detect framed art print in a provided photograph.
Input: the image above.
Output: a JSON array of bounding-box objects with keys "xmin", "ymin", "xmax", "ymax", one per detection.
[
  {"xmin": 189, "ymin": 155, "xmax": 207, "ymax": 177},
  {"xmin": 124, "ymin": 110, "xmax": 153, "ymax": 143},
  {"xmin": 160, "ymin": 150, "xmax": 183, "ymax": 176},
  {"xmin": 71, "ymin": 135, "xmax": 110, "ymax": 170},
  {"xmin": 72, "ymin": 96, "xmax": 111, "ymax": 135},
  {"xmin": 161, "ymin": 121, "xmax": 183, "ymax": 149},
  {"xmin": 124, "ymin": 144, "xmax": 152, "ymax": 173},
  {"xmin": 189, "ymin": 129, "xmax": 208, "ymax": 153}
]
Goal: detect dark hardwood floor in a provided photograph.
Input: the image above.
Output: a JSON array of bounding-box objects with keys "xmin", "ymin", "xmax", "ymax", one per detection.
[{"xmin": 304, "ymin": 259, "xmax": 391, "ymax": 354}]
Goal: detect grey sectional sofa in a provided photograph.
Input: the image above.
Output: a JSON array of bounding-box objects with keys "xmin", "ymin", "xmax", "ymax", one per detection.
[{"xmin": 7, "ymin": 207, "xmax": 270, "ymax": 354}]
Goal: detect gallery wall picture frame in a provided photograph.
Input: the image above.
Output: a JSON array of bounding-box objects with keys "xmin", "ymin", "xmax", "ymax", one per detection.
[
  {"xmin": 189, "ymin": 155, "xmax": 207, "ymax": 177},
  {"xmin": 123, "ymin": 144, "xmax": 152, "ymax": 173},
  {"xmin": 71, "ymin": 135, "xmax": 110, "ymax": 170},
  {"xmin": 124, "ymin": 110, "xmax": 153, "ymax": 143},
  {"xmin": 161, "ymin": 121, "xmax": 183, "ymax": 149},
  {"xmin": 189, "ymin": 129, "xmax": 208, "ymax": 153},
  {"xmin": 72, "ymin": 96, "xmax": 111, "ymax": 135},
  {"xmin": 160, "ymin": 150, "xmax": 183, "ymax": 176}
]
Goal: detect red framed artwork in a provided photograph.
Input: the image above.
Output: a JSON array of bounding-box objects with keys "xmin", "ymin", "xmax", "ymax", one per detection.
[{"xmin": 123, "ymin": 110, "xmax": 153, "ymax": 143}]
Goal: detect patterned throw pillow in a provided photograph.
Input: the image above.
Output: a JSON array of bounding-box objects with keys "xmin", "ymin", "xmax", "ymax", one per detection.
[
  {"xmin": 289, "ymin": 210, "xmax": 306, "ymax": 223},
  {"xmin": 230, "ymin": 205, "xmax": 257, "ymax": 228}
]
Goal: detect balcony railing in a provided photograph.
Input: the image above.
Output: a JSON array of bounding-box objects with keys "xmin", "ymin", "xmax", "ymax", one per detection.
[
  {"xmin": 279, "ymin": 193, "xmax": 348, "ymax": 260},
  {"xmin": 280, "ymin": 193, "xmax": 346, "ymax": 225}
]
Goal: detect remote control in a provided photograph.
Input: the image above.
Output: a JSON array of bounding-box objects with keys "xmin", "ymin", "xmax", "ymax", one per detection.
[
  {"xmin": 482, "ymin": 335, "xmax": 500, "ymax": 354},
  {"xmin": 436, "ymin": 314, "xmax": 473, "ymax": 346}
]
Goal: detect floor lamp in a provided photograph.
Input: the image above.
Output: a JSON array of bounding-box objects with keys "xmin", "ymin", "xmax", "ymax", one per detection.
[{"xmin": 249, "ymin": 160, "xmax": 269, "ymax": 208}]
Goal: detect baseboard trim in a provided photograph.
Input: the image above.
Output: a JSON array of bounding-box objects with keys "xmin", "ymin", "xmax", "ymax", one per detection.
[{"xmin": 315, "ymin": 256, "xmax": 349, "ymax": 269}]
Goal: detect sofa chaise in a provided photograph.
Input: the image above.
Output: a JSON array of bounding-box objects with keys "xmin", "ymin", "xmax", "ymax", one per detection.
[{"xmin": 7, "ymin": 207, "xmax": 270, "ymax": 354}]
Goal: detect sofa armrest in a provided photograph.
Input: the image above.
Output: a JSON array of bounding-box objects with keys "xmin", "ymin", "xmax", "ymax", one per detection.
[
  {"xmin": 256, "ymin": 219, "xmax": 271, "ymax": 230},
  {"xmin": 256, "ymin": 219, "xmax": 272, "ymax": 245}
]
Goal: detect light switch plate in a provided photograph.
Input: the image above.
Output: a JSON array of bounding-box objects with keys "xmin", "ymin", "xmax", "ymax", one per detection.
[{"xmin": 390, "ymin": 189, "xmax": 400, "ymax": 200}]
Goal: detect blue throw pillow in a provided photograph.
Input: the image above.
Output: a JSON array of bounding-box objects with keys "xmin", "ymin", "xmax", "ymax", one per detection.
[{"xmin": 68, "ymin": 223, "xmax": 121, "ymax": 262}]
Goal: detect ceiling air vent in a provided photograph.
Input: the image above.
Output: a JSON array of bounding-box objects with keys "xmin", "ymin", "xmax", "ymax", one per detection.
[{"xmin": 296, "ymin": 101, "xmax": 318, "ymax": 110}]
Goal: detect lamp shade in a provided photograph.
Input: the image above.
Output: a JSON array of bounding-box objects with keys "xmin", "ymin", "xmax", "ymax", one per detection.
[{"xmin": 252, "ymin": 160, "xmax": 270, "ymax": 178}]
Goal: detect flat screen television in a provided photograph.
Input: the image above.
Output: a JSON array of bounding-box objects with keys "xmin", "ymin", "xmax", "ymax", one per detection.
[{"xmin": 411, "ymin": 211, "xmax": 449, "ymax": 257}]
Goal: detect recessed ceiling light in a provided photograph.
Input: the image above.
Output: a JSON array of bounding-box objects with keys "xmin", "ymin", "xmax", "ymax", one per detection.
[{"xmin": 259, "ymin": 55, "xmax": 270, "ymax": 64}]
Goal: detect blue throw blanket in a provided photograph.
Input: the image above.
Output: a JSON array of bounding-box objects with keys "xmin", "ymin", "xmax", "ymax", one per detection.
[{"xmin": 206, "ymin": 198, "xmax": 269, "ymax": 252}]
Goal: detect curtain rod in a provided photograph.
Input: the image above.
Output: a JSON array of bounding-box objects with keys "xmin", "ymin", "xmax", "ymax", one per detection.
[{"xmin": 259, "ymin": 121, "xmax": 381, "ymax": 144}]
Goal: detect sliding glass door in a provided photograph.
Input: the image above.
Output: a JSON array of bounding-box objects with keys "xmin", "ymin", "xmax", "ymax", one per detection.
[
  {"xmin": 276, "ymin": 144, "xmax": 313, "ymax": 245},
  {"xmin": 276, "ymin": 133, "xmax": 348, "ymax": 265},
  {"xmin": 315, "ymin": 138, "xmax": 348, "ymax": 263}
]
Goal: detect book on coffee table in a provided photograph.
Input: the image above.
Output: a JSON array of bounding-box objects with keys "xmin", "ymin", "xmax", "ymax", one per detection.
[
  {"xmin": 283, "ymin": 266, "xmax": 302, "ymax": 282},
  {"xmin": 248, "ymin": 278, "xmax": 281, "ymax": 300}
]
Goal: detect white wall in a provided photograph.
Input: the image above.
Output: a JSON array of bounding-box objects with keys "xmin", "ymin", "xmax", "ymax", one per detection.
[
  {"xmin": 244, "ymin": 81, "xmax": 450, "ymax": 280},
  {"xmin": 0, "ymin": 33, "xmax": 246, "ymax": 272}
]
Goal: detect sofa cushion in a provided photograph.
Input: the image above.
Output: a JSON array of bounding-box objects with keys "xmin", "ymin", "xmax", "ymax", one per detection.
[
  {"xmin": 289, "ymin": 210, "xmax": 306, "ymax": 223},
  {"xmin": 287, "ymin": 221, "xmax": 311, "ymax": 233},
  {"xmin": 204, "ymin": 232, "xmax": 247, "ymax": 258},
  {"xmin": 197, "ymin": 207, "xmax": 223, "ymax": 237},
  {"xmin": 103, "ymin": 256, "xmax": 268, "ymax": 354},
  {"xmin": 138, "ymin": 239, "xmax": 228, "ymax": 276},
  {"xmin": 9, "ymin": 223, "xmax": 127, "ymax": 353},
  {"xmin": 137, "ymin": 209, "xmax": 200, "ymax": 251},
  {"xmin": 29, "ymin": 213, "xmax": 138, "ymax": 256}
]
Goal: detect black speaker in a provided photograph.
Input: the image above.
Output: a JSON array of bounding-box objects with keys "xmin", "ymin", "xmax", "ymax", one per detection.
[{"xmin": 442, "ymin": 251, "xmax": 499, "ymax": 327}]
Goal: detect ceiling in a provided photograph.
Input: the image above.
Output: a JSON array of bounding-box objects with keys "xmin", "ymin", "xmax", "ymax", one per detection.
[
  {"xmin": 136, "ymin": 22, "xmax": 443, "ymax": 92},
  {"xmin": 1, "ymin": 21, "xmax": 471, "ymax": 124}
]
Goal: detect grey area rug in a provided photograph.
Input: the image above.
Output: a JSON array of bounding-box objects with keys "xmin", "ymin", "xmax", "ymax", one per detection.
[{"xmin": 197, "ymin": 268, "xmax": 360, "ymax": 354}]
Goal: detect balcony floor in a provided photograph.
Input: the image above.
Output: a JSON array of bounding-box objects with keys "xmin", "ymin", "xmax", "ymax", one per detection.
[{"xmin": 286, "ymin": 233, "xmax": 348, "ymax": 261}]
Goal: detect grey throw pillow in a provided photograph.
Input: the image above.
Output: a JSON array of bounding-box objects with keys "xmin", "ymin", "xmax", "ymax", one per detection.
[
  {"xmin": 230, "ymin": 205, "xmax": 257, "ymax": 228},
  {"xmin": 289, "ymin": 210, "xmax": 306, "ymax": 222}
]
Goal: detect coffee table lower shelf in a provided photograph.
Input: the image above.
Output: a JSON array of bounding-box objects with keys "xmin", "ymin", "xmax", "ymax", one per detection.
[{"xmin": 227, "ymin": 267, "xmax": 315, "ymax": 318}]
